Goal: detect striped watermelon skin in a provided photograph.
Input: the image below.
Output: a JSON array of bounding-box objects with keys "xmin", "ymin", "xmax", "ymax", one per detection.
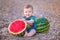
[
  {"xmin": 11, "ymin": 31, "xmax": 25, "ymax": 37},
  {"xmin": 36, "ymin": 24, "xmax": 50, "ymax": 33},
  {"xmin": 36, "ymin": 17, "xmax": 50, "ymax": 33}
]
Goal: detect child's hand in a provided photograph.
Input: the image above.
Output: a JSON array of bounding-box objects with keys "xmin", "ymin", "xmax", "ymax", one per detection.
[{"xmin": 27, "ymin": 20, "xmax": 34, "ymax": 25}]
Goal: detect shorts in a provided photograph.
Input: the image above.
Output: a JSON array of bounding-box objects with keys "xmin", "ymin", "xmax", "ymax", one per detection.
[{"xmin": 26, "ymin": 25, "xmax": 36, "ymax": 33}]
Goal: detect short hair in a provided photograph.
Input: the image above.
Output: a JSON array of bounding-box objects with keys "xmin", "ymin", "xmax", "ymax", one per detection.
[{"xmin": 24, "ymin": 5, "xmax": 33, "ymax": 10}]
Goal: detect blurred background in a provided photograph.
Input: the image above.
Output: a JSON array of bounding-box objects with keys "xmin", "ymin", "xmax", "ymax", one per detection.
[{"xmin": 0, "ymin": 0, "xmax": 60, "ymax": 40}]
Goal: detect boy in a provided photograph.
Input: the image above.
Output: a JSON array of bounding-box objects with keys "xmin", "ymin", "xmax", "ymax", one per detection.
[{"xmin": 23, "ymin": 5, "xmax": 36, "ymax": 37}]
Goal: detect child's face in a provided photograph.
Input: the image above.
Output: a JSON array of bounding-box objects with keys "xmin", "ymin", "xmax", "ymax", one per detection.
[{"xmin": 24, "ymin": 8, "xmax": 33, "ymax": 18}]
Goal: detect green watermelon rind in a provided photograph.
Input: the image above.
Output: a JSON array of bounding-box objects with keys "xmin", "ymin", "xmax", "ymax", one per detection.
[
  {"xmin": 36, "ymin": 17, "xmax": 50, "ymax": 33},
  {"xmin": 37, "ymin": 24, "xmax": 50, "ymax": 33},
  {"xmin": 11, "ymin": 31, "xmax": 25, "ymax": 37},
  {"xmin": 37, "ymin": 27, "xmax": 49, "ymax": 33},
  {"xmin": 37, "ymin": 25, "xmax": 49, "ymax": 32},
  {"xmin": 36, "ymin": 18, "xmax": 49, "ymax": 26},
  {"xmin": 8, "ymin": 19, "xmax": 27, "ymax": 35},
  {"xmin": 35, "ymin": 18, "xmax": 48, "ymax": 23},
  {"xmin": 36, "ymin": 22, "xmax": 49, "ymax": 27},
  {"xmin": 37, "ymin": 23, "xmax": 50, "ymax": 30}
]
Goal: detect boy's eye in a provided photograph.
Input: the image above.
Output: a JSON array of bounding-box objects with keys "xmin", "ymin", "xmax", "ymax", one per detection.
[{"xmin": 25, "ymin": 11, "xmax": 27, "ymax": 13}]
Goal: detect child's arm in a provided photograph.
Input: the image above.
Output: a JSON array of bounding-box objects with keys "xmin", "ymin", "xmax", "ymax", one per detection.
[
  {"xmin": 22, "ymin": 18, "xmax": 33, "ymax": 25},
  {"xmin": 27, "ymin": 19, "xmax": 34, "ymax": 25},
  {"xmin": 22, "ymin": 18, "xmax": 33, "ymax": 24},
  {"xmin": 27, "ymin": 16, "xmax": 35, "ymax": 25}
]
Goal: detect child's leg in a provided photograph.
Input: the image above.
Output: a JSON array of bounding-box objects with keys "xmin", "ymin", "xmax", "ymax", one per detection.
[
  {"xmin": 24, "ymin": 31, "xmax": 28, "ymax": 37},
  {"xmin": 27, "ymin": 29, "xmax": 36, "ymax": 37}
]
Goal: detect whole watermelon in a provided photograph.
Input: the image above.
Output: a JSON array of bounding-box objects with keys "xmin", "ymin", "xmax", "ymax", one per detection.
[{"xmin": 36, "ymin": 17, "xmax": 50, "ymax": 33}]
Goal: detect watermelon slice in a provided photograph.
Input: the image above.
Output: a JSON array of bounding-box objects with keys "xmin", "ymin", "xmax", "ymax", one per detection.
[{"xmin": 8, "ymin": 19, "xmax": 27, "ymax": 36}]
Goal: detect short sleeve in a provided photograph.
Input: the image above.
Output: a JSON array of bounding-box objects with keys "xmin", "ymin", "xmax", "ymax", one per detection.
[{"xmin": 30, "ymin": 16, "xmax": 35, "ymax": 21}]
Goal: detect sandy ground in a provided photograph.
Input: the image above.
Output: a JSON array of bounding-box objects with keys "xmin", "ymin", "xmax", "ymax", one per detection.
[{"xmin": 0, "ymin": 0, "xmax": 60, "ymax": 40}]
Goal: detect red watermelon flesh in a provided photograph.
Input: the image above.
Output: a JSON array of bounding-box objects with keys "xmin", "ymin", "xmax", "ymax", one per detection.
[{"xmin": 8, "ymin": 19, "xmax": 27, "ymax": 34}]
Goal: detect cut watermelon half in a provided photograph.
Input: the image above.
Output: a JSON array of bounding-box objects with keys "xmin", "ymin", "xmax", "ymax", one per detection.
[{"xmin": 8, "ymin": 19, "xmax": 27, "ymax": 35}]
